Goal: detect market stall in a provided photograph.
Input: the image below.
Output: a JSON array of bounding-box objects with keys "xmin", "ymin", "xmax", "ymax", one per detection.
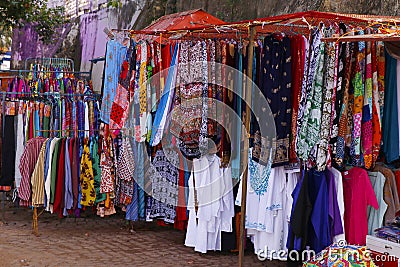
[{"xmin": 5, "ymin": 9, "xmax": 400, "ymax": 267}]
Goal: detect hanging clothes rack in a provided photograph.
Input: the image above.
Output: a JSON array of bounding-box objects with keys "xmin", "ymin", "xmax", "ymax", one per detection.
[
  {"xmin": 0, "ymin": 53, "xmax": 101, "ymax": 235},
  {"xmin": 24, "ymin": 57, "xmax": 74, "ymax": 71},
  {"xmin": 0, "ymin": 70, "xmax": 92, "ymax": 81},
  {"xmin": 0, "ymin": 65, "xmax": 96, "ymax": 227},
  {"xmin": 0, "ymin": 69, "xmax": 90, "ymax": 74},
  {"xmin": 28, "ymin": 99, "xmax": 102, "ymax": 236},
  {"xmin": 35, "ymin": 128, "xmax": 130, "ymax": 133},
  {"xmin": 0, "ymin": 91, "xmax": 100, "ymax": 97}
]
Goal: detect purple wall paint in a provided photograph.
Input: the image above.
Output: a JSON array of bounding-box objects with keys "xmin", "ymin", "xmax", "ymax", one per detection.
[
  {"xmin": 11, "ymin": 0, "xmax": 146, "ymax": 92},
  {"xmin": 11, "ymin": 23, "xmax": 72, "ymax": 69}
]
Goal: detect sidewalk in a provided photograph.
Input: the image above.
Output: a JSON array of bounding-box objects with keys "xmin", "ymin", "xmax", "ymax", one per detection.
[{"xmin": 0, "ymin": 201, "xmax": 285, "ymax": 267}]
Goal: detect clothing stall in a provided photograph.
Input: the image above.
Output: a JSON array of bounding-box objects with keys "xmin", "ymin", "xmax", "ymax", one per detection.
[
  {"xmin": 0, "ymin": 57, "xmax": 101, "ymax": 235},
  {"xmin": 4, "ymin": 10, "xmax": 400, "ymax": 267},
  {"xmin": 104, "ymin": 11, "xmax": 400, "ymax": 266}
]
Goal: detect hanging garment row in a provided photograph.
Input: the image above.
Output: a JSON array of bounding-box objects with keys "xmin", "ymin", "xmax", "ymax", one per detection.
[
  {"xmin": 6, "ymin": 74, "xmax": 90, "ymax": 96},
  {"xmin": 0, "ymin": 80, "xmax": 100, "ymax": 194},
  {"xmin": 17, "ymin": 135, "xmax": 112, "ymax": 218},
  {"xmin": 26, "ymin": 61, "xmax": 74, "ymax": 80},
  {"xmin": 96, "ymin": 21, "xmax": 400, "ymax": 256},
  {"xmin": 97, "ymin": 30, "xmax": 291, "ymax": 253},
  {"xmin": 102, "ymin": 25, "xmax": 386, "ymax": 172}
]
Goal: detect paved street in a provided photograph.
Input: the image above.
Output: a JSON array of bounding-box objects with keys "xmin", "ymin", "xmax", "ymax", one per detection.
[{"xmin": 0, "ymin": 200, "xmax": 285, "ymax": 267}]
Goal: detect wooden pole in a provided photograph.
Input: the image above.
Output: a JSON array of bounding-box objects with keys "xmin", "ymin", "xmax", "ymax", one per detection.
[
  {"xmin": 238, "ymin": 25, "xmax": 256, "ymax": 267},
  {"xmin": 32, "ymin": 207, "xmax": 40, "ymax": 236}
]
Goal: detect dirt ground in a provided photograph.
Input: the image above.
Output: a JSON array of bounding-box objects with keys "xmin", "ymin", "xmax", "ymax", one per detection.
[{"xmin": 0, "ymin": 199, "xmax": 286, "ymax": 267}]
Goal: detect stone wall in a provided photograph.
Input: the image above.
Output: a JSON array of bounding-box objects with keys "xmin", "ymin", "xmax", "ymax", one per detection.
[
  {"xmin": 173, "ymin": 0, "xmax": 400, "ymax": 22},
  {"xmin": 132, "ymin": 0, "xmax": 400, "ymax": 29}
]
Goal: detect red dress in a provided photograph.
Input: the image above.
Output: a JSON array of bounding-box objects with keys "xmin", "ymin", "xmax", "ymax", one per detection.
[{"xmin": 53, "ymin": 139, "xmax": 66, "ymax": 218}]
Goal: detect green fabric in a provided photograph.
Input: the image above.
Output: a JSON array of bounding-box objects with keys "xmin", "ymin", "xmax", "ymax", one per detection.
[
  {"xmin": 59, "ymin": 79, "xmax": 64, "ymax": 93},
  {"xmin": 50, "ymin": 139, "xmax": 61, "ymax": 204},
  {"xmin": 58, "ymin": 100, "xmax": 62, "ymax": 131},
  {"xmin": 43, "ymin": 116, "xmax": 50, "ymax": 138},
  {"xmin": 92, "ymin": 137, "xmax": 106, "ymax": 204},
  {"xmin": 297, "ymin": 42, "xmax": 325, "ymax": 160}
]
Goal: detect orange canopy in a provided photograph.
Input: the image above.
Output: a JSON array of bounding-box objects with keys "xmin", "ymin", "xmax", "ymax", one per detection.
[
  {"xmin": 133, "ymin": 10, "xmax": 400, "ymax": 42},
  {"xmin": 142, "ymin": 9, "xmax": 225, "ymax": 33}
]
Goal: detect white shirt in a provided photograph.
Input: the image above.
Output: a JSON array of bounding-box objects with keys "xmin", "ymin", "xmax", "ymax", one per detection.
[
  {"xmin": 330, "ymin": 167, "xmax": 346, "ymax": 243},
  {"xmin": 185, "ymin": 154, "xmax": 234, "ymax": 253},
  {"xmin": 45, "ymin": 138, "xmax": 60, "ymax": 212}
]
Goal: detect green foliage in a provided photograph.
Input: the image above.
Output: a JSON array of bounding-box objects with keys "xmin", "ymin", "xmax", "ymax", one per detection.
[
  {"xmin": 0, "ymin": 0, "xmax": 66, "ymax": 44},
  {"xmin": 107, "ymin": 0, "xmax": 123, "ymax": 9}
]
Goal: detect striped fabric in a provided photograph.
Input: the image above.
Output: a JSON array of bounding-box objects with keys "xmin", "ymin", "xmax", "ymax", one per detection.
[
  {"xmin": 31, "ymin": 139, "xmax": 49, "ymax": 207},
  {"xmin": 19, "ymin": 137, "xmax": 47, "ymax": 207}
]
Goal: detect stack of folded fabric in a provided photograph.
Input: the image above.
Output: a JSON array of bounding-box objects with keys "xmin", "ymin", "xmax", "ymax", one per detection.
[
  {"xmin": 303, "ymin": 244, "xmax": 377, "ymax": 267},
  {"xmin": 373, "ymin": 225, "xmax": 400, "ymax": 243}
]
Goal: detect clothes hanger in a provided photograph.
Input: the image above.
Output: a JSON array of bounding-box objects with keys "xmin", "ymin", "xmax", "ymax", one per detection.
[
  {"xmin": 272, "ymin": 25, "xmax": 285, "ymax": 42},
  {"xmin": 284, "ymin": 24, "xmax": 299, "ymax": 37}
]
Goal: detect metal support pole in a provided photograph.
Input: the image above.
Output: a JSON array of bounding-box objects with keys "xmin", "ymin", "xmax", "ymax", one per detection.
[{"xmin": 238, "ymin": 25, "xmax": 256, "ymax": 267}]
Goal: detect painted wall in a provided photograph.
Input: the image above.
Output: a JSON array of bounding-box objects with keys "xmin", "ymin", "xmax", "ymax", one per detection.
[
  {"xmin": 11, "ymin": 0, "xmax": 146, "ymax": 92},
  {"xmin": 79, "ymin": 0, "xmax": 145, "ymax": 92},
  {"xmin": 11, "ymin": 24, "xmax": 72, "ymax": 69}
]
